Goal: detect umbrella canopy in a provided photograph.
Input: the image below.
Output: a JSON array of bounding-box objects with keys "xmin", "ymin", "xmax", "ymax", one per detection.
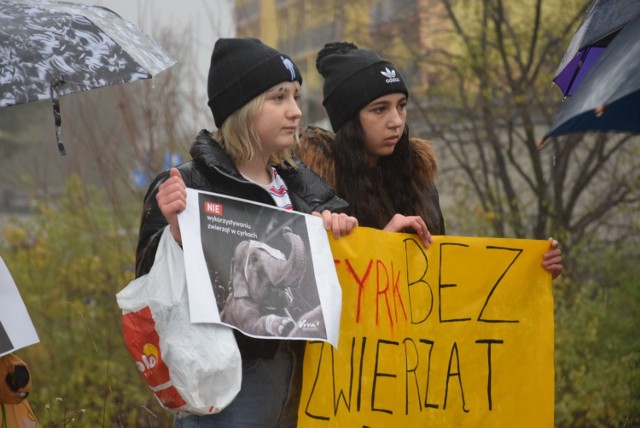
[
  {"xmin": 542, "ymin": 12, "xmax": 640, "ymax": 143},
  {"xmin": 0, "ymin": 0, "xmax": 178, "ymax": 154},
  {"xmin": 553, "ymin": 0, "xmax": 640, "ymax": 97}
]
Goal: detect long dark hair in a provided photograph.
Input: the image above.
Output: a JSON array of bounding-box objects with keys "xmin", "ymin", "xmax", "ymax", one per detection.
[{"xmin": 333, "ymin": 117, "xmax": 441, "ymax": 233}]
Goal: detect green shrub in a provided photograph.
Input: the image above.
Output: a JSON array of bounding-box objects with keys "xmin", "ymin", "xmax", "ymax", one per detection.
[{"xmin": 2, "ymin": 176, "xmax": 171, "ymax": 427}]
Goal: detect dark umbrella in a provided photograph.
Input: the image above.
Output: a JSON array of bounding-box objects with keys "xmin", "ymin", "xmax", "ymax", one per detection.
[
  {"xmin": 542, "ymin": 12, "xmax": 640, "ymax": 144},
  {"xmin": 0, "ymin": 0, "xmax": 178, "ymax": 155},
  {"xmin": 553, "ymin": 0, "xmax": 640, "ymax": 97}
]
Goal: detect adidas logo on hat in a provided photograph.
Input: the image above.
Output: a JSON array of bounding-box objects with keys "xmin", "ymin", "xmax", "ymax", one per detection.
[{"xmin": 381, "ymin": 67, "xmax": 400, "ymax": 83}]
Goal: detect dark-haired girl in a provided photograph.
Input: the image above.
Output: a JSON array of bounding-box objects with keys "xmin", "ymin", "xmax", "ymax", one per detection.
[{"xmin": 299, "ymin": 42, "xmax": 562, "ymax": 277}]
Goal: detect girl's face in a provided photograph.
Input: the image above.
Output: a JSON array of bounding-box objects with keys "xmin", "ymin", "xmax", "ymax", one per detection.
[
  {"xmin": 253, "ymin": 81, "xmax": 302, "ymax": 155},
  {"xmin": 358, "ymin": 92, "xmax": 407, "ymax": 166}
]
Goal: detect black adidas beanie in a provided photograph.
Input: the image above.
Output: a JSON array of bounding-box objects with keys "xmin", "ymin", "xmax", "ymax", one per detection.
[
  {"xmin": 207, "ymin": 38, "xmax": 302, "ymax": 128},
  {"xmin": 316, "ymin": 42, "xmax": 409, "ymax": 132}
]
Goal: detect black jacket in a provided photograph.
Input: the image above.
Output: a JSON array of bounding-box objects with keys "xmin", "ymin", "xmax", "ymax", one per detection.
[{"xmin": 135, "ymin": 129, "xmax": 348, "ymax": 358}]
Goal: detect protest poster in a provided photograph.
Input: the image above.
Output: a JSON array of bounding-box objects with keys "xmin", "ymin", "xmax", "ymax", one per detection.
[
  {"xmin": 178, "ymin": 188, "xmax": 342, "ymax": 346},
  {"xmin": 298, "ymin": 228, "xmax": 554, "ymax": 427},
  {"xmin": 0, "ymin": 256, "xmax": 39, "ymax": 356}
]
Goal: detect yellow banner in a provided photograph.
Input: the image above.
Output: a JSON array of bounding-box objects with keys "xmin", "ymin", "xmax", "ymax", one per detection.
[{"xmin": 299, "ymin": 228, "xmax": 554, "ymax": 427}]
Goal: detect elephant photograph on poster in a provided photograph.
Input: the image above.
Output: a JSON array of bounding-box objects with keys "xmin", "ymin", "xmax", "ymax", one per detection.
[
  {"xmin": 197, "ymin": 192, "xmax": 327, "ymax": 340},
  {"xmin": 221, "ymin": 227, "xmax": 326, "ymax": 338}
]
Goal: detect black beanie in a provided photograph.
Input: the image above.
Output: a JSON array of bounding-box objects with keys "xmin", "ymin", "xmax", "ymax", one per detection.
[
  {"xmin": 207, "ymin": 38, "xmax": 303, "ymax": 128},
  {"xmin": 316, "ymin": 42, "xmax": 409, "ymax": 132}
]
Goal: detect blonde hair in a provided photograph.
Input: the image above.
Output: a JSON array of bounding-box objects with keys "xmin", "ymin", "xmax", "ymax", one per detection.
[{"xmin": 214, "ymin": 82, "xmax": 300, "ymax": 167}]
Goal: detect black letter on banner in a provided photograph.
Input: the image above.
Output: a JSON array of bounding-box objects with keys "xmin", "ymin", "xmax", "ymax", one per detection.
[
  {"xmin": 477, "ymin": 246, "xmax": 523, "ymax": 323},
  {"xmin": 357, "ymin": 337, "xmax": 367, "ymax": 412},
  {"xmin": 476, "ymin": 339, "xmax": 504, "ymax": 411},
  {"xmin": 403, "ymin": 338, "xmax": 421, "ymax": 414},
  {"xmin": 333, "ymin": 337, "xmax": 356, "ymax": 415},
  {"xmin": 419, "ymin": 339, "xmax": 439, "ymax": 410},
  {"xmin": 439, "ymin": 243, "xmax": 472, "ymax": 323},
  {"xmin": 404, "ymin": 238, "xmax": 433, "ymax": 324},
  {"xmin": 304, "ymin": 341, "xmax": 330, "ymax": 421},
  {"xmin": 372, "ymin": 339, "xmax": 398, "ymax": 414},
  {"xmin": 443, "ymin": 342, "xmax": 469, "ymax": 412}
]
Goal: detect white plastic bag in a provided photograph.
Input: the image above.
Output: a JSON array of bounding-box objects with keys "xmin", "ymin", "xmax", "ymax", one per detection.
[{"xmin": 116, "ymin": 226, "xmax": 241, "ymax": 416}]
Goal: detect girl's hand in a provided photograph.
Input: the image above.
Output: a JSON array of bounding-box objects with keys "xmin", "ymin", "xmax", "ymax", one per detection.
[
  {"xmin": 156, "ymin": 168, "xmax": 186, "ymax": 243},
  {"xmin": 542, "ymin": 238, "xmax": 563, "ymax": 279},
  {"xmin": 312, "ymin": 210, "xmax": 358, "ymax": 238},
  {"xmin": 384, "ymin": 214, "xmax": 433, "ymax": 248}
]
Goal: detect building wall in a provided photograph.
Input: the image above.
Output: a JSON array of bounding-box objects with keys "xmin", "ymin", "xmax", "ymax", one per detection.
[{"xmin": 233, "ymin": 0, "xmax": 439, "ymax": 126}]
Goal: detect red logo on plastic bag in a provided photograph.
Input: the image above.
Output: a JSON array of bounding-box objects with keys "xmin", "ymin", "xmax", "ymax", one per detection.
[
  {"xmin": 122, "ymin": 306, "xmax": 186, "ymax": 409},
  {"xmin": 154, "ymin": 385, "xmax": 187, "ymax": 409},
  {"xmin": 122, "ymin": 307, "xmax": 171, "ymax": 387}
]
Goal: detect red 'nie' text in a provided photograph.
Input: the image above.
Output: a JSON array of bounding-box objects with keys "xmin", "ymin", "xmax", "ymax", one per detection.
[{"xmin": 204, "ymin": 202, "xmax": 223, "ymax": 216}]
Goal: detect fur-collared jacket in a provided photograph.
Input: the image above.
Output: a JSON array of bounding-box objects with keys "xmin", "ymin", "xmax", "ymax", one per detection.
[
  {"xmin": 135, "ymin": 129, "xmax": 349, "ymax": 359},
  {"xmin": 297, "ymin": 125, "xmax": 445, "ymax": 235}
]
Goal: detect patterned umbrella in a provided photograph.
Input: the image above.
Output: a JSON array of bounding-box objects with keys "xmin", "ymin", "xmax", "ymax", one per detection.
[{"xmin": 0, "ymin": 0, "xmax": 178, "ymax": 154}]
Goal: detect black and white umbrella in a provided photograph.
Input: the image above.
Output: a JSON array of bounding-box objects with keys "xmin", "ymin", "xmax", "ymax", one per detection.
[{"xmin": 0, "ymin": 0, "xmax": 178, "ymax": 154}]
